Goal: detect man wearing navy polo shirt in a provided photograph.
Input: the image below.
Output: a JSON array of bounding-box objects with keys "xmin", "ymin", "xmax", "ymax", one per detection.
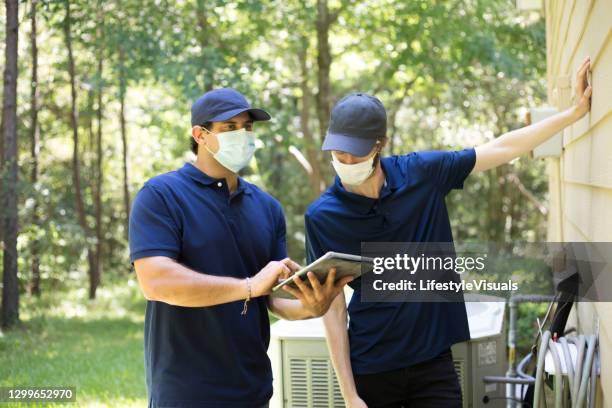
[
  {"xmin": 308, "ymin": 58, "xmax": 592, "ymax": 408},
  {"xmin": 129, "ymin": 88, "xmax": 352, "ymax": 408}
]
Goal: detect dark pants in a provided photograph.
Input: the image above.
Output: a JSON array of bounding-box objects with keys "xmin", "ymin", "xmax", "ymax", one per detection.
[{"xmin": 353, "ymin": 349, "xmax": 462, "ymax": 408}]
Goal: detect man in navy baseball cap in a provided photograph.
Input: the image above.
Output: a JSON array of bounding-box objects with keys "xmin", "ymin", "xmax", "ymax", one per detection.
[
  {"xmin": 319, "ymin": 93, "xmax": 388, "ymax": 188},
  {"xmin": 309, "ymin": 66, "xmax": 592, "ymax": 408},
  {"xmin": 189, "ymin": 88, "xmax": 271, "ymax": 157},
  {"xmin": 322, "ymin": 92, "xmax": 387, "ymax": 157},
  {"xmin": 129, "ymin": 87, "xmax": 352, "ymax": 408}
]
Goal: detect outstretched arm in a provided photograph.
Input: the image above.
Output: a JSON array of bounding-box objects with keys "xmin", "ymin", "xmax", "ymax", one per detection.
[{"xmin": 472, "ymin": 56, "xmax": 592, "ymax": 173}]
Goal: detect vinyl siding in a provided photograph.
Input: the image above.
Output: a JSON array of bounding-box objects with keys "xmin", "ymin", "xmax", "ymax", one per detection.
[{"xmin": 544, "ymin": 0, "xmax": 612, "ymax": 405}]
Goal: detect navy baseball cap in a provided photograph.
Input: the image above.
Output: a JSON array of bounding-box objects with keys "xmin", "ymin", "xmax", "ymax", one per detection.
[
  {"xmin": 322, "ymin": 93, "xmax": 387, "ymax": 156},
  {"xmin": 191, "ymin": 88, "xmax": 271, "ymax": 126}
]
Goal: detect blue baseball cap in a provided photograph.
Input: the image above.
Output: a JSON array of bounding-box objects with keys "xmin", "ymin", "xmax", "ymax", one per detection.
[
  {"xmin": 322, "ymin": 93, "xmax": 387, "ymax": 156},
  {"xmin": 191, "ymin": 88, "xmax": 271, "ymax": 126}
]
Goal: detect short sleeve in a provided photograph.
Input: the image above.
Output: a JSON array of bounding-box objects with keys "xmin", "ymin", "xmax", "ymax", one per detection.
[
  {"xmin": 415, "ymin": 148, "xmax": 476, "ymax": 193},
  {"xmin": 129, "ymin": 184, "xmax": 181, "ymax": 263},
  {"xmin": 271, "ymin": 203, "xmax": 288, "ymax": 261},
  {"xmin": 304, "ymin": 213, "xmax": 325, "ymax": 264}
]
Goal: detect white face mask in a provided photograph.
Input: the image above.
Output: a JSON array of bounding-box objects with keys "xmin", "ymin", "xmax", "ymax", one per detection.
[
  {"xmin": 204, "ymin": 128, "xmax": 256, "ymax": 173},
  {"xmin": 331, "ymin": 151, "xmax": 376, "ymax": 186}
]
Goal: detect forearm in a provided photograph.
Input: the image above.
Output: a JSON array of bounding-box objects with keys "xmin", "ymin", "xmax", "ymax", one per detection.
[
  {"xmin": 474, "ymin": 106, "xmax": 581, "ymax": 172},
  {"xmin": 134, "ymin": 257, "xmax": 248, "ymax": 307},
  {"xmin": 322, "ymin": 295, "xmax": 359, "ymax": 400},
  {"xmin": 267, "ymin": 297, "xmax": 315, "ymax": 320}
]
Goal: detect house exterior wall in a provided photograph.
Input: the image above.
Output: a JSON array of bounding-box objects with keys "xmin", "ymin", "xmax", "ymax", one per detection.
[{"xmin": 543, "ymin": 0, "xmax": 612, "ymax": 405}]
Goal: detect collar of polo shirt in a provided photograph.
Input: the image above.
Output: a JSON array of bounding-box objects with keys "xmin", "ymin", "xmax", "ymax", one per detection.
[{"xmin": 181, "ymin": 162, "xmax": 252, "ymax": 195}]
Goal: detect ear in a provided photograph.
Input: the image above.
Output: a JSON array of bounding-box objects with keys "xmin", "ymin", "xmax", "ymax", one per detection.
[
  {"xmin": 191, "ymin": 126, "xmax": 204, "ymax": 145},
  {"xmin": 377, "ymin": 137, "xmax": 388, "ymax": 152}
]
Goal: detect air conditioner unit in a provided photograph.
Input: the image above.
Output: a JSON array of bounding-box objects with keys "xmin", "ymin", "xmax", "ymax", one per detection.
[{"xmin": 269, "ymin": 292, "xmax": 506, "ymax": 408}]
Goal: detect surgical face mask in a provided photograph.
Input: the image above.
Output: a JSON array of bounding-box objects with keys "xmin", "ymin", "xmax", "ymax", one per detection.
[
  {"xmin": 203, "ymin": 128, "xmax": 256, "ymax": 173},
  {"xmin": 331, "ymin": 151, "xmax": 376, "ymax": 186}
]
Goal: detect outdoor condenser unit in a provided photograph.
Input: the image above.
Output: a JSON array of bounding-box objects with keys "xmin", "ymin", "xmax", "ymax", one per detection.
[{"xmin": 268, "ymin": 291, "xmax": 507, "ymax": 408}]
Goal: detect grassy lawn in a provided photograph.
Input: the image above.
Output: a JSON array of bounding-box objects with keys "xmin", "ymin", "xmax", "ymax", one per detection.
[
  {"xmin": 0, "ymin": 278, "xmax": 283, "ymax": 407},
  {"xmin": 0, "ymin": 279, "xmax": 148, "ymax": 407}
]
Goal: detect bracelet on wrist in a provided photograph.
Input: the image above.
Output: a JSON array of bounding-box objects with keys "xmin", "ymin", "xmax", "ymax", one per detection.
[{"xmin": 241, "ymin": 277, "xmax": 251, "ymax": 316}]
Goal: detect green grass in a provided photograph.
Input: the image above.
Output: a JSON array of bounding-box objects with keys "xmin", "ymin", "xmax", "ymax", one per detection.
[
  {"xmin": 0, "ymin": 279, "xmax": 148, "ymax": 407},
  {"xmin": 0, "ymin": 278, "xmax": 284, "ymax": 407}
]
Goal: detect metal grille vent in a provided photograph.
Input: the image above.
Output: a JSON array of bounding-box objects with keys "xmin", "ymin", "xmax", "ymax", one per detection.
[
  {"xmin": 287, "ymin": 356, "xmax": 465, "ymax": 407},
  {"xmin": 454, "ymin": 359, "xmax": 466, "ymax": 404},
  {"xmin": 288, "ymin": 357, "xmax": 345, "ymax": 407}
]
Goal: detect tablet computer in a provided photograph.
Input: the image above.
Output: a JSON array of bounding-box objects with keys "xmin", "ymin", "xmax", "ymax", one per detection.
[{"xmin": 271, "ymin": 251, "xmax": 373, "ymax": 299}]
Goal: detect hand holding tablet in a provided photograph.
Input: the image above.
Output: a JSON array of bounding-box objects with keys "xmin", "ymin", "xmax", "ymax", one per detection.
[{"xmin": 271, "ymin": 252, "xmax": 374, "ymax": 299}]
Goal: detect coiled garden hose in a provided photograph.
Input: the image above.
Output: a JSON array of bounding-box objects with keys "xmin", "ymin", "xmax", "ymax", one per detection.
[{"xmin": 533, "ymin": 331, "xmax": 598, "ymax": 408}]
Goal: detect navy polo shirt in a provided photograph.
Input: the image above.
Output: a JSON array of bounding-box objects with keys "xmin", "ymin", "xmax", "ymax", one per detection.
[
  {"xmin": 129, "ymin": 163, "xmax": 287, "ymax": 407},
  {"xmin": 305, "ymin": 149, "xmax": 476, "ymax": 375}
]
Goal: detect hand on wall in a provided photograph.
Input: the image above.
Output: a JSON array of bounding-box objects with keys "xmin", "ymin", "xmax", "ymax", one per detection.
[{"xmin": 572, "ymin": 56, "xmax": 593, "ymax": 120}]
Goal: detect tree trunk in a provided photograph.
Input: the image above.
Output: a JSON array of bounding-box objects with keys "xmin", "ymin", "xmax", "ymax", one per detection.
[
  {"xmin": 63, "ymin": 0, "xmax": 97, "ymax": 299},
  {"xmin": 298, "ymin": 38, "xmax": 324, "ymax": 198},
  {"xmin": 314, "ymin": 0, "xmax": 336, "ymax": 187},
  {"xmin": 30, "ymin": 0, "xmax": 41, "ymax": 297},
  {"xmin": 119, "ymin": 51, "xmax": 130, "ymax": 237},
  {"xmin": 1, "ymin": 0, "xmax": 20, "ymax": 329},
  {"xmin": 93, "ymin": 6, "xmax": 104, "ymax": 292},
  {"xmin": 196, "ymin": 0, "xmax": 214, "ymax": 91},
  {"xmin": 315, "ymin": 0, "xmax": 332, "ymax": 143}
]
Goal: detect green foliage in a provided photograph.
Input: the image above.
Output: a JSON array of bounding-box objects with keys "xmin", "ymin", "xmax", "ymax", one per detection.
[
  {"xmin": 4, "ymin": 0, "xmax": 548, "ymax": 306},
  {"xmin": 517, "ymin": 302, "xmax": 550, "ymax": 356}
]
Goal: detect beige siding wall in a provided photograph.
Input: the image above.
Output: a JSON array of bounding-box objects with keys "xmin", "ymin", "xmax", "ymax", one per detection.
[{"xmin": 544, "ymin": 0, "xmax": 612, "ymax": 406}]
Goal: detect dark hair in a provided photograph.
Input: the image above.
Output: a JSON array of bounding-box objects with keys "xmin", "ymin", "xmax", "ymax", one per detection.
[{"xmin": 191, "ymin": 122, "xmax": 212, "ymax": 155}]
